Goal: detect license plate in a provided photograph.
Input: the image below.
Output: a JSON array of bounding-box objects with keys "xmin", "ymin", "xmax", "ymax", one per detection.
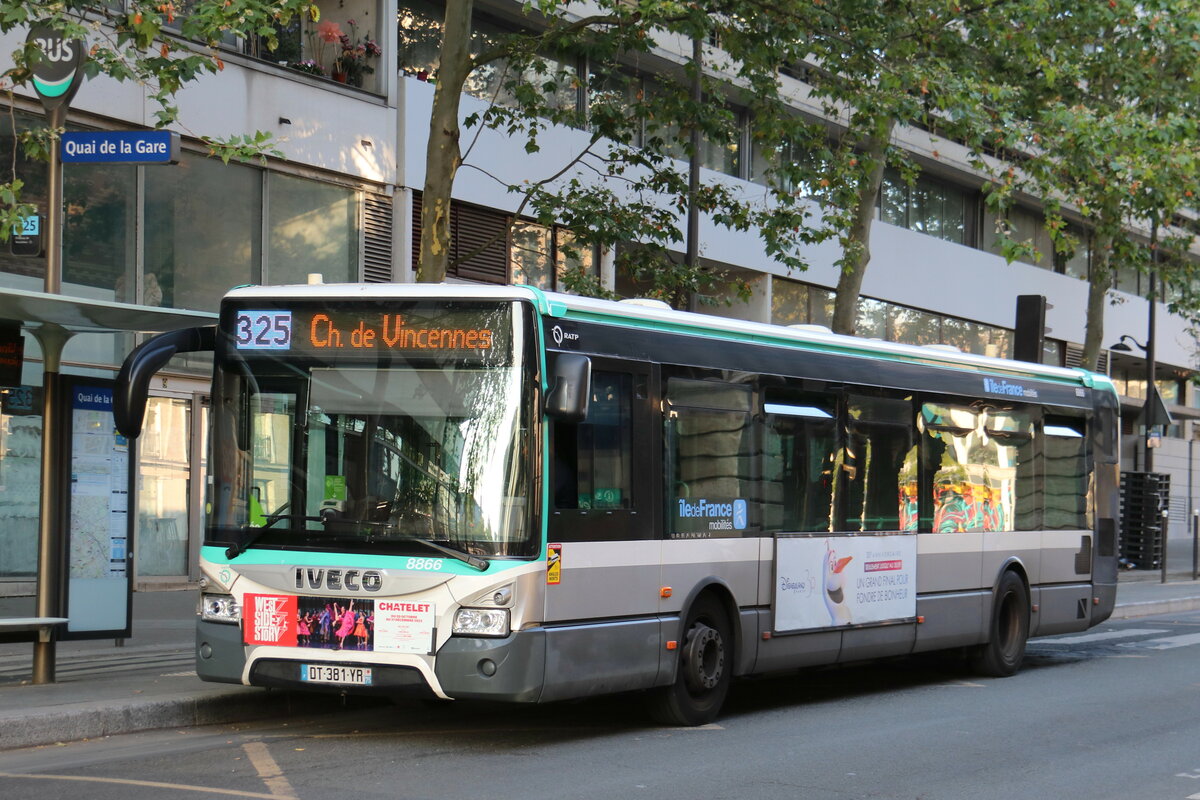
[{"xmin": 301, "ymin": 664, "xmax": 373, "ymax": 685}]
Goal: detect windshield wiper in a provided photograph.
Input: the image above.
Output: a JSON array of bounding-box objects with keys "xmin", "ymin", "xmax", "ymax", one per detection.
[
  {"xmin": 409, "ymin": 537, "xmax": 490, "ymax": 572},
  {"xmin": 226, "ymin": 513, "xmax": 324, "ymax": 559}
]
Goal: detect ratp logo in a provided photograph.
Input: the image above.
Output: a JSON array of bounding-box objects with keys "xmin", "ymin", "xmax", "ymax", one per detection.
[{"xmin": 550, "ymin": 325, "xmax": 579, "ymax": 347}]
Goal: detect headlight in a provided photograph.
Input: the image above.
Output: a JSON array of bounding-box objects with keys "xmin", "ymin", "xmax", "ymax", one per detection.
[
  {"xmin": 452, "ymin": 607, "xmax": 510, "ymax": 637},
  {"xmin": 200, "ymin": 593, "xmax": 240, "ymax": 624}
]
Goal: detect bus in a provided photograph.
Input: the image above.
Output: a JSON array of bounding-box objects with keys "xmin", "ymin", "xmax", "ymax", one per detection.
[{"xmin": 114, "ymin": 283, "xmax": 1120, "ymax": 725}]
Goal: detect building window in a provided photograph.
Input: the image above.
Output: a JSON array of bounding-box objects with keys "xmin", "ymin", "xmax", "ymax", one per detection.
[
  {"xmin": 771, "ymin": 278, "xmax": 835, "ymax": 328},
  {"xmin": 398, "ymin": 0, "xmax": 443, "ymax": 79},
  {"xmin": 984, "ymin": 205, "xmax": 1091, "ymax": 278},
  {"xmin": 145, "ymin": 152, "xmax": 263, "ymax": 312},
  {"xmin": 266, "ymin": 173, "xmax": 359, "ymax": 285},
  {"xmin": 879, "ymin": 168, "xmax": 971, "ymax": 245},
  {"xmin": 771, "ymin": 278, "xmax": 1011, "ymax": 359},
  {"xmin": 510, "ymin": 222, "xmax": 598, "ymax": 292},
  {"xmin": 638, "ymin": 79, "xmax": 742, "ymax": 178},
  {"xmin": 749, "ymin": 135, "xmax": 817, "ymax": 193}
]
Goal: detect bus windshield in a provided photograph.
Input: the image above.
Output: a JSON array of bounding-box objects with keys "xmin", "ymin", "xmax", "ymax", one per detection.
[{"xmin": 207, "ymin": 299, "xmax": 537, "ymax": 559}]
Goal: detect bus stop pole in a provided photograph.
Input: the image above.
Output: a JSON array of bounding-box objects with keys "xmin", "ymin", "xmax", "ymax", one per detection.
[
  {"xmin": 1161, "ymin": 508, "xmax": 1169, "ymax": 584},
  {"xmin": 1192, "ymin": 510, "xmax": 1198, "ymax": 581},
  {"xmin": 31, "ymin": 103, "xmax": 68, "ymax": 685}
]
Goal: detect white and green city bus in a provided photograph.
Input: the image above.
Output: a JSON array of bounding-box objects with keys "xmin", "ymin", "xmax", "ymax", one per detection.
[{"xmin": 115, "ymin": 283, "xmax": 1120, "ymax": 725}]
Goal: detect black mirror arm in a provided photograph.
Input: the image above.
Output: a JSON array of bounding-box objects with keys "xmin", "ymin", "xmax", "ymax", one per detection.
[{"xmin": 114, "ymin": 326, "xmax": 215, "ymax": 439}]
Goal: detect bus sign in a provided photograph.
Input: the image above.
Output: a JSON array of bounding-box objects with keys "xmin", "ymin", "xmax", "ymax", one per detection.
[{"xmin": 26, "ymin": 24, "xmax": 86, "ymax": 113}]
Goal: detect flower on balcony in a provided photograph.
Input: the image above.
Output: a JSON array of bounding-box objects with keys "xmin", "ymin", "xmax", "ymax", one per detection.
[
  {"xmin": 307, "ymin": 19, "xmax": 344, "ymax": 73},
  {"xmin": 290, "ymin": 59, "xmax": 325, "ymax": 77},
  {"xmin": 333, "ymin": 19, "xmax": 380, "ymax": 88}
]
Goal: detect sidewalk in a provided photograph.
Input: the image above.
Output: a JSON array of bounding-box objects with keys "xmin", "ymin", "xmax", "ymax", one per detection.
[{"xmin": 2, "ymin": 542, "xmax": 1200, "ymax": 752}]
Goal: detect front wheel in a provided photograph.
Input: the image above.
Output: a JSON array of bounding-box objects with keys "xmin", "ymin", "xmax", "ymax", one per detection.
[
  {"xmin": 970, "ymin": 570, "xmax": 1029, "ymax": 677},
  {"xmin": 649, "ymin": 594, "xmax": 732, "ymax": 726}
]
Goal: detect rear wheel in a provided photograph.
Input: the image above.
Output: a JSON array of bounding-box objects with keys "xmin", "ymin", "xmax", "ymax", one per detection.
[
  {"xmin": 649, "ymin": 594, "xmax": 732, "ymax": 726},
  {"xmin": 970, "ymin": 570, "xmax": 1029, "ymax": 677}
]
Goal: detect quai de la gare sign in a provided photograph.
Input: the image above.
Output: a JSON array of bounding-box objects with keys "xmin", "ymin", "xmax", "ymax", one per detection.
[{"xmin": 60, "ymin": 130, "xmax": 181, "ymax": 165}]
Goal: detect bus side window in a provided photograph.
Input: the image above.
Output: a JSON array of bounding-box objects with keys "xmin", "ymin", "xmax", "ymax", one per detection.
[
  {"xmin": 838, "ymin": 394, "xmax": 915, "ymax": 532},
  {"xmin": 1043, "ymin": 416, "xmax": 1089, "ymax": 530},
  {"xmin": 762, "ymin": 391, "xmax": 837, "ymax": 532},
  {"xmin": 553, "ymin": 371, "xmax": 633, "ymax": 510},
  {"xmin": 665, "ymin": 378, "xmax": 757, "ymax": 537},
  {"xmin": 920, "ymin": 403, "xmax": 1035, "ymax": 533}
]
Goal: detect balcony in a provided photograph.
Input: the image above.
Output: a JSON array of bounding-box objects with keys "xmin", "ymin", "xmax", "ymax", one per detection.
[{"xmin": 212, "ymin": 0, "xmax": 385, "ymax": 94}]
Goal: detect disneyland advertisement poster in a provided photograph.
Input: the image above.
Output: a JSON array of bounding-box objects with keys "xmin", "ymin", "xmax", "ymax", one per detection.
[
  {"xmin": 244, "ymin": 594, "xmax": 375, "ymax": 651},
  {"xmin": 773, "ymin": 535, "xmax": 917, "ymax": 632}
]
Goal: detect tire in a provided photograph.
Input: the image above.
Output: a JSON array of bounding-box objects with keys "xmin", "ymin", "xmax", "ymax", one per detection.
[
  {"xmin": 649, "ymin": 593, "xmax": 732, "ymax": 726},
  {"xmin": 970, "ymin": 570, "xmax": 1030, "ymax": 677}
]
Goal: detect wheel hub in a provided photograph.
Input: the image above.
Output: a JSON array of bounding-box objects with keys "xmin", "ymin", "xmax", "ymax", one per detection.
[{"xmin": 682, "ymin": 623, "xmax": 724, "ymax": 692}]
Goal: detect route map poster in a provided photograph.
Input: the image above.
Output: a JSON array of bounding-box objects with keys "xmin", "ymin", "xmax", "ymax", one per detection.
[{"xmin": 64, "ymin": 381, "xmax": 132, "ymax": 638}]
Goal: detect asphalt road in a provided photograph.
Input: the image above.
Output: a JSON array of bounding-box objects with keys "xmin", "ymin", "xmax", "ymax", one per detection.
[{"xmin": 3, "ymin": 610, "xmax": 1200, "ymax": 800}]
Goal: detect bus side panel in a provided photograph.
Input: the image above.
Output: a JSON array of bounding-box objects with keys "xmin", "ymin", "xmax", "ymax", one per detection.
[
  {"xmin": 543, "ymin": 541, "xmax": 662, "ymax": 623},
  {"xmin": 838, "ymin": 622, "xmax": 916, "ymax": 663},
  {"xmin": 1029, "ymin": 583, "xmax": 1094, "ymax": 637},
  {"xmin": 1038, "ymin": 529, "xmax": 1092, "ymax": 584},
  {"xmin": 658, "ymin": 539, "xmax": 760, "ymax": 617},
  {"xmin": 982, "ymin": 531, "xmax": 1043, "ymax": 587},
  {"xmin": 911, "ymin": 592, "xmax": 986, "ymax": 652},
  {"xmin": 917, "ymin": 533, "xmax": 985, "ymax": 593},
  {"xmin": 539, "ymin": 618, "xmax": 665, "ymax": 702},
  {"xmin": 749, "ymin": 609, "xmax": 842, "ymax": 673}
]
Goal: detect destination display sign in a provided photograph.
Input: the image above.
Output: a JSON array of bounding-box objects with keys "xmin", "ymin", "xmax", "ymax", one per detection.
[{"xmin": 230, "ymin": 305, "xmax": 512, "ymax": 361}]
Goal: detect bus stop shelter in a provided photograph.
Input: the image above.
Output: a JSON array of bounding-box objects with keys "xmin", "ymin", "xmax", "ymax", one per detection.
[{"xmin": 0, "ymin": 286, "xmax": 215, "ymax": 683}]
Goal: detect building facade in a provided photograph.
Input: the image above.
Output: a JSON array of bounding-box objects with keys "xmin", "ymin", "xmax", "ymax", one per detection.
[{"xmin": 0, "ymin": 0, "xmax": 1194, "ymax": 596}]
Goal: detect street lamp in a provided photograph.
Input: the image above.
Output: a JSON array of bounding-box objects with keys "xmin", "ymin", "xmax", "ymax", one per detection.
[
  {"xmin": 1110, "ymin": 325, "xmax": 1161, "ymax": 472},
  {"xmin": 1109, "ymin": 334, "xmax": 1147, "ymax": 354}
]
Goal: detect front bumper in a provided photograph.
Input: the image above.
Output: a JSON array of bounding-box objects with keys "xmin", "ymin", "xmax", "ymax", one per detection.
[{"xmin": 195, "ymin": 618, "xmax": 547, "ymax": 702}]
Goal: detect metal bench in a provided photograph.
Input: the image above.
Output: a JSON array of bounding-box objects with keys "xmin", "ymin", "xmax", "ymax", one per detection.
[{"xmin": 0, "ymin": 617, "xmax": 68, "ymax": 645}]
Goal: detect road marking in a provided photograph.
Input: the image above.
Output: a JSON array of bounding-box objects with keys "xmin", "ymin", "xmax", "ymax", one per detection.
[
  {"xmin": 1032, "ymin": 628, "xmax": 1169, "ymax": 645},
  {"xmin": 0, "ymin": 771, "xmax": 284, "ymax": 798},
  {"xmin": 1122, "ymin": 632, "xmax": 1200, "ymax": 651},
  {"xmin": 242, "ymin": 740, "xmax": 298, "ymax": 799}
]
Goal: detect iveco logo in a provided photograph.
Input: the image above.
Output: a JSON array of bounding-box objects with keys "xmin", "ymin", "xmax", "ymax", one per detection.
[
  {"xmin": 294, "ymin": 568, "xmax": 382, "ymax": 592},
  {"xmin": 550, "ymin": 325, "xmax": 579, "ymax": 347}
]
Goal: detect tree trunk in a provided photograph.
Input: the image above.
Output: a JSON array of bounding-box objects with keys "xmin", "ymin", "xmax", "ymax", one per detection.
[
  {"xmin": 831, "ymin": 122, "xmax": 893, "ymax": 336},
  {"xmin": 1081, "ymin": 229, "xmax": 1114, "ymax": 371},
  {"xmin": 417, "ymin": 1, "xmax": 474, "ymax": 283}
]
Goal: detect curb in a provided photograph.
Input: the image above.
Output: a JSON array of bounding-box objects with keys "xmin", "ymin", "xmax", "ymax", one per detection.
[
  {"xmin": 1109, "ymin": 595, "xmax": 1200, "ymax": 620},
  {"xmin": 0, "ymin": 688, "xmax": 349, "ymax": 751}
]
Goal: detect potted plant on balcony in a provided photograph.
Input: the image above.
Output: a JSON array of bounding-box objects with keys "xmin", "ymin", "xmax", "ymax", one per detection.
[
  {"xmin": 334, "ymin": 20, "xmax": 381, "ymax": 88},
  {"xmin": 306, "ymin": 19, "xmax": 344, "ymax": 79},
  {"xmin": 289, "ymin": 59, "xmax": 325, "ymax": 77}
]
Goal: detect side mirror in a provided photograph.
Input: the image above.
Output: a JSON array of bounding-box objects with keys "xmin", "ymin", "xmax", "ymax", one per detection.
[
  {"xmin": 545, "ymin": 353, "xmax": 591, "ymax": 423},
  {"xmin": 114, "ymin": 326, "xmax": 215, "ymax": 438}
]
